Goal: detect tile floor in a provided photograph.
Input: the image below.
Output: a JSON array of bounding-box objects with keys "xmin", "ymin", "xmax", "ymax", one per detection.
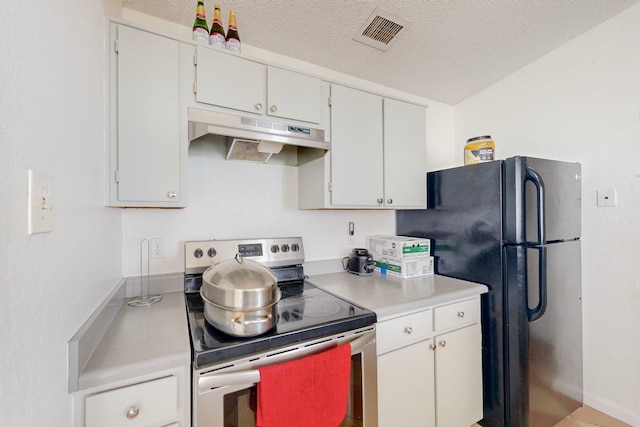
[{"xmin": 471, "ymin": 405, "xmax": 631, "ymax": 427}]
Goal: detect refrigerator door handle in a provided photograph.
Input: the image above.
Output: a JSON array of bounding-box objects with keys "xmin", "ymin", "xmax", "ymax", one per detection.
[
  {"xmin": 525, "ymin": 167, "xmax": 546, "ymax": 244},
  {"xmin": 527, "ymin": 246, "xmax": 548, "ymax": 321}
]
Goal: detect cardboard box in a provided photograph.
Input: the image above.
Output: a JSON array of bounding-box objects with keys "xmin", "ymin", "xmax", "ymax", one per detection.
[
  {"xmin": 367, "ymin": 235, "xmax": 431, "ymax": 261},
  {"xmin": 374, "ymin": 256, "xmax": 434, "ymax": 278}
]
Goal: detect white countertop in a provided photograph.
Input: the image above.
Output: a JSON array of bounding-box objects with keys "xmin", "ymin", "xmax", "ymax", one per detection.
[
  {"xmin": 75, "ymin": 290, "xmax": 191, "ymax": 391},
  {"xmin": 308, "ymin": 272, "xmax": 488, "ymax": 321}
]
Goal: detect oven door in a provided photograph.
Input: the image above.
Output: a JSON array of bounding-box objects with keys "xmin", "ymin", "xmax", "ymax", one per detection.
[{"xmin": 193, "ymin": 326, "xmax": 377, "ymax": 427}]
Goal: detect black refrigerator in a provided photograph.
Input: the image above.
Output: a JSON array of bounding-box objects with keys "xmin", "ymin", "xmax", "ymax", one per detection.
[{"xmin": 396, "ymin": 156, "xmax": 583, "ymax": 427}]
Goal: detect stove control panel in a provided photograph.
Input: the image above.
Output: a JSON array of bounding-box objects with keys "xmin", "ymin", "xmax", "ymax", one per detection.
[{"xmin": 185, "ymin": 237, "xmax": 305, "ymax": 274}]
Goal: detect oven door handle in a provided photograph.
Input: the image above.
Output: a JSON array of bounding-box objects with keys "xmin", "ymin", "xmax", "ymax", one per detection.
[{"xmin": 198, "ymin": 329, "xmax": 375, "ymax": 391}]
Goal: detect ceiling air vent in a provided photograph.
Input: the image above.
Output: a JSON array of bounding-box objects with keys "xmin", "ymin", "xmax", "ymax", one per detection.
[{"xmin": 353, "ymin": 8, "xmax": 410, "ymax": 51}]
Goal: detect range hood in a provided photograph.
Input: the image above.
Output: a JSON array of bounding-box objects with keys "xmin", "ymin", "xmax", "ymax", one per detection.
[{"xmin": 188, "ymin": 108, "xmax": 330, "ymax": 162}]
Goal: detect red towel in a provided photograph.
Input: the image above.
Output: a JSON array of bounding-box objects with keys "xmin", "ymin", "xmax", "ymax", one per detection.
[{"xmin": 256, "ymin": 343, "xmax": 352, "ymax": 427}]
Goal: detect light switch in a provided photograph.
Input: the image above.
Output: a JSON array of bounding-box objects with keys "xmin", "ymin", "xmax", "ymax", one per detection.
[{"xmin": 28, "ymin": 170, "xmax": 53, "ymax": 234}]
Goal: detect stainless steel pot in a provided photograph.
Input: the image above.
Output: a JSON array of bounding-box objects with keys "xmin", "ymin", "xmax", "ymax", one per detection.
[
  {"xmin": 200, "ymin": 288, "xmax": 281, "ymax": 337},
  {"xmin": 201, "ymin": 254, "xmax": 278, "ymax": 308},
  {"xmin": 200, "ymin": 254, "xmax": 281, "ymax": 336}
]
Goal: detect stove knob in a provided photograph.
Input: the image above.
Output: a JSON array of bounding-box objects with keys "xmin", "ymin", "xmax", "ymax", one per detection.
[
  {"xmin": 281, "ymin": 244, "xmax": 289, "ymax": 253},
  {"xmin": 194, "ymin": 248, "xmax": 204, "ymax": 258},
  {"xmin": 207, "ymin": 248, "xmax": 217, "ymax": 257},
  {"xmin": 271, "ymin": 245, "xmax": 279, "ymax": 253},
  {"xmin": 291, "ymin": 243, "xmax": 299, "ymax": 252}
]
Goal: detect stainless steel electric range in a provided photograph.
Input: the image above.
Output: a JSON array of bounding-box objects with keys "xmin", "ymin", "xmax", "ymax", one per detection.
[{"xmin": 184, "ymin": 237, "xmax": 379, "ymax": 427}]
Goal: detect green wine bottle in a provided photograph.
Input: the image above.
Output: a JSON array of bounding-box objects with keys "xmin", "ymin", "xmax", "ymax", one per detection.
[{"xmin": 192, "ymin": 1, "xmax": 209, "ymax": 44}]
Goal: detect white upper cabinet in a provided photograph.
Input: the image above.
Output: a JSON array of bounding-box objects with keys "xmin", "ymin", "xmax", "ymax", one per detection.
[
  {"xmin": 195, "ymin": 46, "xmax": 265, "ymax": 115},
  {"xmin": 266, "ymin": 66, "xmax": 322, "ymax": 124},
  {"xmin": 108, "ymin": 24, "xmax": 184, "ymax": 207},
  {"xmin": 383, "ymin": 98, "xmax": 427, "ymax": 208},
  {"xmin": 107, "ymin": 22, "xmax": 426, "ymax": 209},
  {"xmin": 330, "ymin": 84, "xmax": 384, "ymax": 207},
  {"xmin": 194, "ymin": 47, "xmax": 323, "ymax": 124},
  {"xmin": 298, "ymin": 84, "xmax": 427, "ymax": 209}
]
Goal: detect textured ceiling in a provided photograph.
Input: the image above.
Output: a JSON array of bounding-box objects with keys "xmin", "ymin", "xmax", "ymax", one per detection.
[{"xmin": 125, "ymin": 0, "xmax": 639, "ymax": 104}]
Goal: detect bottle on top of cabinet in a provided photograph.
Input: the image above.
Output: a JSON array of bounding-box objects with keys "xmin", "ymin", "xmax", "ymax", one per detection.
[
  {"xmin": 209, "ymin": 3, "xmax": 225, "ymax": 49},
  {"xmin": 225, "ymin": 9, "xmax": 241, "ymax": 52},
  {"xmin": 192, "ymin": 0, "xmax": 209, "ymax": 44}
]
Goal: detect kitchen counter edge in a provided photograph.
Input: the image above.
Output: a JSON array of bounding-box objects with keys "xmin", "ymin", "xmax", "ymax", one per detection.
[
  {"xmin": 68, "ymin": 273, "xmax": 190, "ymax": 393},
  {"xmin": 307, "ymin": 272, "xmax": 488, "ymax": 321}
]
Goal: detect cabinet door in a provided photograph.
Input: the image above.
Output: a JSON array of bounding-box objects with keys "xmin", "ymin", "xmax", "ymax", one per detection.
[
  {"xmin": 383, "ymin": 98, "xmax": 427, "ymax": 208},
  {"xmin": 330, "ymin": 84, "xmax": 383, "ymax": 207},
  {"xmin": 86, "ymin": 376, "xmax": 177, "ymax": 427},
  {"xmin": 195, "ymin": 47, "xmax": 265, "ymax": 115},
  {"xmin": 378, "ymin": 339, "xmax": 436, "ymax": 427},
  {"xmin": 116, "ymin": 25, "xmax": 180, "ymax": 203},
  {"xmin": 267, "ymin": 67, "xmax": 322, "ymax": 124},
  {"xmin": 434, "ymin": 323, "xmax": 483, "ymax": 427}
]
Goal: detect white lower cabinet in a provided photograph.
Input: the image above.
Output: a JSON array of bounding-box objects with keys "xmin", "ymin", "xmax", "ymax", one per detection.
[
  {"xmin": 85, "ymin": 376, "xmax": 177, "ymax": 427},
  {"xmin": 434, "ymin": 323, "xmax": 483, "ymax": 427},
  {"xmin": 75, "ymin": 365, "xmax": 190, "ymax": 427},
  {"xmin": 377, "ymin": 297, "xmax": 483, "ymax": 427},
  {"xmin": 378, "ymin": 339, "xmax": 436, "ymax": 426}
]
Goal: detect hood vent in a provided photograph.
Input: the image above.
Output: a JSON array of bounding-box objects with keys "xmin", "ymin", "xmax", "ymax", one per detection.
[
  {"xmin": 226, "ymin": 138, "xmax": 284, "ymax": 163},
  {"xmin": 353, "ymin": 7, "xmax": 410, "ymax": 51},
  {"xmin": 188, "ymin": 108, "xmax": 329, "ymax": 163}
]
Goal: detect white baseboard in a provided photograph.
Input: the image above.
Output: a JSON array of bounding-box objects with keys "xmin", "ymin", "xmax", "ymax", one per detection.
[{"xmin": 583, "ymin": 391, "xmax": 640, "ymax": 426}]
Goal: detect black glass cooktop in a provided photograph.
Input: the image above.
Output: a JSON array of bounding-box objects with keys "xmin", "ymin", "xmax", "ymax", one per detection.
[{"xmin": 185, "ymin": 281, "xmax": 376, "ymax": 368}]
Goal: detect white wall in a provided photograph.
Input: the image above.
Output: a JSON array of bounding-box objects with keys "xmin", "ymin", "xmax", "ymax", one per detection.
[
  {"xmin": 0, "ymin": 1, "xmax": 123, "ymax": 426},
  {"xmin": 119, "ymin": 11, "xmax": 456, "ymax": 278},
  {"xmin": 455, "ymin": 3, "xmax": 640, "ymax": 424}
]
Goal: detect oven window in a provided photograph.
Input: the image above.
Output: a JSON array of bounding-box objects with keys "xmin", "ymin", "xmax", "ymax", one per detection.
[{"xmin": 223, "ymin": 387, "xmax": 257, "ymax": 427}]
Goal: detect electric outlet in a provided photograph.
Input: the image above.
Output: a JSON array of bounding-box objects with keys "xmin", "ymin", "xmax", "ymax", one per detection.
[
  {"xmin": 597, "ymin": 188, "xmax": 617, "ymax": 207},
  {"xmin": 150, "ymin": 238, "xmax": 165, "ymax": 259}
]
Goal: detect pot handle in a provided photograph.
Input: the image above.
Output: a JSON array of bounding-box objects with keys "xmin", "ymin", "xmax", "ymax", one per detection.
[
  {"xmin": 234, "ymin": 253, "xmax": 244, "ymax": 264},
  {"xmin": 232, "ymin": 313, "xmax": 272, "ymax": 325}
]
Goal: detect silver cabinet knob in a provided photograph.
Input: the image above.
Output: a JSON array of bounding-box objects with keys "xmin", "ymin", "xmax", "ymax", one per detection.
[
  {"xmin": 430, "ymin": 343, "xmax": 437, "ymax": 351},
  {"xmin": 458, "ymin": 311, "xmax": 465, "ymax": 318},
  {"xmin": 438, "ymin": 340, "xmax": 447, "ymax": 348},
  {"xmin": 126, "ymin": 406, "xmax": 139, "ymax": 420},
  {"xmin": 270, "ymin": 105, "xmax": 278, "ymax": 112},
  {"xmin": 255, "ymin": 103, "xmax": 263, "ymax": 111},
  {"xmin": 167, "ymin": 192, "xmax": 178, "ymax": 199},
  {"xmin": 404, "ymin": 326, "xmax": 413, "ymax": 334},
  {"xmin": 377, "ymin": 198, "xmax": 384, "ymax": 204},
  {"xmin": 387, "ymin": 199, "xmax": 393, "ymax": 204}
]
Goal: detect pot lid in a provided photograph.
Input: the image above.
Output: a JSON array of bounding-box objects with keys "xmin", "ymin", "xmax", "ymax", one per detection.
[{"xmin": 202, "ymin": 254, "xmax": 278, "ymax": 292}]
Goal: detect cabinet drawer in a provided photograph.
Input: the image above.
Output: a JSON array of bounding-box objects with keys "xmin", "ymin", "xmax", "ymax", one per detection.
[
  {"xmin": 86, "ymin": 376, "xmax": 177, "ymax": 427},
  {"xmin": 434, "ymin": 298, "xmax": 480, "ymax": 332},
  {"xmin": 377, "ymin": 309, "xmax": 432, "ymax": 355}
]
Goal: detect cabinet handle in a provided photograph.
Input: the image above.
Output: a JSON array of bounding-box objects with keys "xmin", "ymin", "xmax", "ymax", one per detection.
[
  {"xmin": 270, "ymin": 105, "xmax": 278, "ymax": 112},
  {"xmin": 387, "ymin": 199, "xmax": 393, "ymax": 204},
  {"xmin": 126, "ymin": 406, "xmax": 139, "ymax": 420},
  {"xmin": 430, "ymin": 343, "xmax": 437, "ymax": 351},
  {"xmin": 438, "ymin": 340, "xmax": 447, "ymax": 348},
  {"xmin": 377, "ymin": 198, "xmax": 383, "ymax": 204},
  {"xmin": 167, "ymin": 192, "xmax": 178, "ymax": 199},
  {"xmin": 458, "ymin": 311, "xmax": 465, "ymax": 318},
  {"xmin": 404, "ymin": 326, "xmax": 413, "ymax": 334},
  {"xmin": 255, "ymin": 103, "xmax": 263, "ymax": 111}
]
